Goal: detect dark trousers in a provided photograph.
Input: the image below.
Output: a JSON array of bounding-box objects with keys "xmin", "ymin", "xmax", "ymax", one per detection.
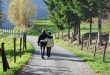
[
  {"xmin": 47, "ymin": 47, "xmax": 51, "ymax": 57},
  {"xmin": 40, "ymin": 46, "xmax": 45, "ymax": 58},
  {"xmin": 40, "ymin": 42, "xmax": 47, "ymax": 58}
]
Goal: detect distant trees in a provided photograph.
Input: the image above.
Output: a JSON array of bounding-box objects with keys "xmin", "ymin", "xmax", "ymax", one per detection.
[
  {"xmin": 45, "ymin": 0, "xmax": 110, "ymax": 45},
  {"xmin": 8, "ymin": 0, "xmax": 35, "ymax": 27},
  {"xmin": 44, "ymin": 0, "xmax": 81, "ymax": 43},
  {"xmin": 79, "ymin": 0, "xmax": 99, "ymax": 44},
  {"xmin": 44, "ymin": 0, "xmax": 66, "ymax": 32}
]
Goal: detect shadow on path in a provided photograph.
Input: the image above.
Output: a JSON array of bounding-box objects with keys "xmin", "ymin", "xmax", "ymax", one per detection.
[
  {"xmin": 33, "ymin": 50, "xmax": 86, "ymax": 62},
  {"xmin": 19, "ymin": 62, "xmax": 73, "ymax": 75}
]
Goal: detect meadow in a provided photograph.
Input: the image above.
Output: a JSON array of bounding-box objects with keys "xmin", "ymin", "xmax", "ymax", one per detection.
[
  {"xmin": 29, "ymin": 19, "xmax": 110, "ymax": 75},
  {"xmin": 28, "ymin": 19, "xmax": 110, "ymax": 36}
]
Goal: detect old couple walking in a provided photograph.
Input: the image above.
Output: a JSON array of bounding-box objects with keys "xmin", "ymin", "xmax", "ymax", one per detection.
[{"xmin": 38, "ymin": 29, "xmax": 54, "ymax": 59}]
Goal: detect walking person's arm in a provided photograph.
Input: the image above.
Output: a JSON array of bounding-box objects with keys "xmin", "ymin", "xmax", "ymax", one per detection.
[
  {"xmin": 45, "ymin": 34, "xmax": 53, "ymax": 38},
  {"xmin": 38, "ymin": 35, "xmax": 41, "ymax": 46}
]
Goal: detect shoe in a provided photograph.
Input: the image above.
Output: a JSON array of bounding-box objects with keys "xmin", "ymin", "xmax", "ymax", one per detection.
[
  {"xmin": 42, "ymin": 56, "xmax": 44, "ymax": 59},
  {"xmin": 47, "ymin": 56, "xmax": 49, "ymax": 59}
]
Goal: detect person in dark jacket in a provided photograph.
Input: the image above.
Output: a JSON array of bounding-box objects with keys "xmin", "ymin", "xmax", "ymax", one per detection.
[{"xmin": 38, "ymin": 29, "xmax": 53, "ymax": 59}]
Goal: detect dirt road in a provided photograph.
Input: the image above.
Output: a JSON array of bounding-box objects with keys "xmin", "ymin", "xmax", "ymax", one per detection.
[{"xmin": 18, "ymin": 36, "xmax": 95, "ymax": 75}]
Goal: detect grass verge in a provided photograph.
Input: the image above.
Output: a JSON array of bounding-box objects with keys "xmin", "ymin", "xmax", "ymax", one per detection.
[
  {"xmin": 0, "ymin": 35, "xmax": 33, "ymax": 75},
  {"xmin": 55, "ymin": 39, "xmax": 110, "ymax": 75}
]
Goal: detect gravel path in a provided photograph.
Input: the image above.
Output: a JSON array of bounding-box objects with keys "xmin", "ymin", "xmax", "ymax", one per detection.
[{"xmin": 18, "ymin": 36, "xmax": 95, "ymax": 75}]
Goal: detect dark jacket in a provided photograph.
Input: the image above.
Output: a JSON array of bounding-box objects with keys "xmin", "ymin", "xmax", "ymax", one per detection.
[{"xmin": 38, "ymin": 33, "xmax": 53, "ymax": 46}]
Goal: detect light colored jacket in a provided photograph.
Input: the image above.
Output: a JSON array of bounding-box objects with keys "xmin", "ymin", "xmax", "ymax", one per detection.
[
  {"xmin": 47, "ymin": 38, "xmax": 54, "ymax": 47},
  {"xmin": 40, "ymin": 38, "xmax": 47, "ymax": 42}
]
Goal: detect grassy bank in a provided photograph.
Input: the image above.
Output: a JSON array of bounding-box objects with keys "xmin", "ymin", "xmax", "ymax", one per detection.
[
  {"xmin": 0, "ymin": 35, "xmax": 33, "ymax": 75},
  {"xmin": 28, "ymin": 19, "xmax": 109, "ymax": 36},
  {"xmin": 55, "ymin": 39, "xmax": 110, "ymax": 75},
  {"xmin": 27, "ymin": 19, "xmax": 110, "ymax": 75},
  {"xmin": 27, "ymin": 19, "xmax": 58, "ymax": 36}
]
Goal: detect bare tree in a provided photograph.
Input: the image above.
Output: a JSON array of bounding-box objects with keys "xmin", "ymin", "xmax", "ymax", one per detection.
[{"xmin": 8, "ymin": 0, "xmax": 35, "ymax": 27}]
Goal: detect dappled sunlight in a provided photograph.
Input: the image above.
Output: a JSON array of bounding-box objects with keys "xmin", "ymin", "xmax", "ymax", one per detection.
[{"xmin": 0, "ymin": 0, "xmax": 110, "ymax": 75}]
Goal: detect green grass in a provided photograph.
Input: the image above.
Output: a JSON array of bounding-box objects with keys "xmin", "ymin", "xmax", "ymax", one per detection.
[
  {"xmin": 80, "ymin": 22, "xmax": 98, "ymax": 34},
  {"xmin": 55, "ymin": 39, "xmax": 110, "ymax": 75},
  {"xmin": 80, "ymin": 21, "xmax": 110, "ymax": 34},
  {"xmin": 26, "ymin": 19, "xmax": 110, "ymax": 75},
  {"xmin": 27, "ymin": 19, "xmax": 110, "ymax": 36},
  {"xmin": 0, "ymin": 35, "xmax": 33, "ymax": 75},
  {"xmin": 27, "ymin": 19, "xmax": 58, "ymax": 36}
]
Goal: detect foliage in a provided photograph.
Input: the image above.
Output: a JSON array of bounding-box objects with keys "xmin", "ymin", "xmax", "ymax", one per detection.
[
  {"xmin": 8, "ymin": 0, "xmax": 35, "ymax": 27},
  {"xmin": 26, "ymin": 19, "xmax": 109, "ymax": 36},
  {"xmin": 44, "ymin": 0, "xmax": 72, "ymax": 30},
  {"xmin": 45, "ymin": 0, "xmax": 110, "ymax": 27}
]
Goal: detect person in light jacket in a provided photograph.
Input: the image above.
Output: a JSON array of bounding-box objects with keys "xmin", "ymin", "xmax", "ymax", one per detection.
[
  {"xmin": 46, "ymin": 31, "xmax": 54, "ymax": 58},
  {"xmin": 38, "ymin": 29, "xmax": 53, "ymax": 59}
]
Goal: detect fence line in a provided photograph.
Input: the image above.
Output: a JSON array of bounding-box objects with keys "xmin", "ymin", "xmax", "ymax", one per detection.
[
  {"xmin": 1, "ymin": 43, "xmax": 10, "ymax": 72},
  {"xmin": 0, "ymin": 28, "xmax": 23, "ymax": 37},
  {"xmin": 0, "ymin": 28, "xmax": 27, "ymax": 72},
  {"xmin": 55, "ymin": 32, "xmax": 110, "ymax": 62}
]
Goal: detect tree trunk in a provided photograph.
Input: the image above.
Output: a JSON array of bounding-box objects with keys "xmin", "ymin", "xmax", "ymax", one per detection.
[
  {"xmin": 109, "ymin": 33, "xmax": 110, "ymax": 45},
  {"xmin": 73, "ymin": 16, "xmax": 81, "ymax": 44},
  {"xmin": 89, "ymin": 17, "xmax": 92, "ymax": 45},
  {"xmin": 68, "ymin": 28, "xmax": 70, "ymax": 39},
  {"xmin": 73, "ymin": 16, "xmax": 78, "ymax": 40},
  {"xmin": 73, "ymin": 24, "xmax": 77, "ymax": 40},
  {"xmin": 98, "ymin": 17, "xmax": 102, "ymax": 45},
  {"xmin": 76, "ymin": 17, "xmax": 81, "ymax": 45},
  {"xmin": 78, "ymin": 18, "xmax": 81, "ymax": 44}
]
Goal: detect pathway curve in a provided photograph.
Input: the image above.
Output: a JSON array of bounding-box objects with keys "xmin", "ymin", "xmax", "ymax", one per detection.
[{"xmin": 18, "ymin": 36, "xmax": 95, "ymax": 75}]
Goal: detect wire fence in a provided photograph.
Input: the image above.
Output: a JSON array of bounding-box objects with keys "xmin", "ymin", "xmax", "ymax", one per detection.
[{"xmin": 0, "ymin": 28, "xmax": 27, "ymax": 72}]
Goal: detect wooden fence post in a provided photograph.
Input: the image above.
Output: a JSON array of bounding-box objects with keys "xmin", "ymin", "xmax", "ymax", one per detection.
[
  {"xmin": 23, "ymin": 33, "xmax": 27, "ymax": 51},
  {"xmin": 103, "ymin": 39, "xmax": 108, "ymax": 62},
  {"xmin": 25, "ymin": 33, "xmax": 27, "ymax": 50},
  {"xmin": 87, "ymin": 38, "xmax": 90, "ymax": 50},
  {"xmin": 14, "ymin": 38, "xmax": 16, "ymax": 63},
  {"xmin": 94, "ymin": 37, "xmax": 98, "ymax": 57},
  {"xmin": 81, "ymin": 36, "xmax": 84, "ymax": 50},
  {"xmin": 72, "ymin": 32, "xmax": 74, "ymax": 41},
  {"xmin": 20, "ymin": 38, "xmax": 22, "ymax": 58},
  {"xmin": 1, "ymin": 43, "xmax": 10, "ymax": 72}
]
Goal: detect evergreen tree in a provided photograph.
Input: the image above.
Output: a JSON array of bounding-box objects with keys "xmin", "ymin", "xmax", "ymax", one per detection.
[{"xmin": 45, "ymin": 0, "xmax": 110, "ymax": 44}]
